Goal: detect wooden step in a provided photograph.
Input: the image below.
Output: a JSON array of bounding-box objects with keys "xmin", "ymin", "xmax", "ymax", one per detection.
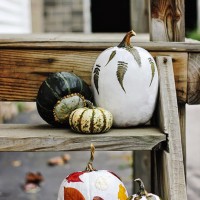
[{"xmin": 0, "ymin": 124, "xmax": 166, "ymax": 151}]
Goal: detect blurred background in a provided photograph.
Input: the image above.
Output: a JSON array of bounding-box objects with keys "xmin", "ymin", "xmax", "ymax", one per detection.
[{"xmin": 0, "ymin": 0, "xmax": 200, "ymax": 199}]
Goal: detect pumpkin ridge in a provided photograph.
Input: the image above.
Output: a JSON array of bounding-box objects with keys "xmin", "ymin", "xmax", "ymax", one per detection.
[
  {"xmin": 99, "ymin": 109, "xmax": 107, "ymax": 132},
  {"xmin": 44, "ymin": 80, "xmax": 60, "ymax": 99},
  {"xmin": 89, "ymin": 109, "xmax": 95, "ymax": 134},
  {"xmin": 36, "ymin": 100, "xmax": 52, "ymax": 112},
  {"xmin": 69, "ymin": 110, "xmax": 77, "ymax": 131},
  {"xmin": 78, "ymin": 109, "xmax": 88, "ymax": 133},
  {"xmin": 58, "ymin": 72, "xmax": 71, "ymax": 94},
  {"xmin": 73, "ymin": 73, "xmax": 83, "ymax": 93}
]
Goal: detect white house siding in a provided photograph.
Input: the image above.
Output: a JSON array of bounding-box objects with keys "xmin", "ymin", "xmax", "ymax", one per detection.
[{"xmin": 0, "ymin": 0, "xmax": 32, "ymax": 33}]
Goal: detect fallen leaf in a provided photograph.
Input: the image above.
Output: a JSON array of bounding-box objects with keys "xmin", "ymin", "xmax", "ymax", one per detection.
[
  {"xmin": 25, "ymin": 172, "xmax": 44, "ymax": 185},
  {"xmin": 24, "ymin": 183, "xmax": 40, "ymax": 194},
  {"xmin": 48, "ymin": 154, "xmax": 71, "ymax": 166},
  {"xmin": 12, "ymin": 160, "xmax": 22, "ymax": 167}
]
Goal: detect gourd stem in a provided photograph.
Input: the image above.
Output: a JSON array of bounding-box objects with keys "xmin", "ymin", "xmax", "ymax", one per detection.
[
  {"xmin": 85, "ymin": 100, "xmax": 95, "ymax": 109},
  {"xmin": 118, "ymin": 30, "xmax": 136, "ymax": 48},
  {"xmin": 85, "ymin": 143, "xmax": 96, "ymax": 172},
  {"xmin": 134, "ymin": 178, "xmax": 148, "ymax": 196}
]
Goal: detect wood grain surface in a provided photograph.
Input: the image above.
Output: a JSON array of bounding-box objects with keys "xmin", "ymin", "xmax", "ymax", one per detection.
[
  {"xmin": 156, "ymin": 56, "xmax": 187, "ymax": 200},
  {"xmin": 150, "ymin": 0, "xmax": 185, "ymax": 41},
  {"xmin": 0, "ymin": 49, "xmax": 187, "ymax": 103},
  {"xmin": 0, "ymin": 124, "xmax": 166, "ymax": 151},
  {"xmin": 188, "ymin": 53, "xmax": 200, "ymax": 104}
]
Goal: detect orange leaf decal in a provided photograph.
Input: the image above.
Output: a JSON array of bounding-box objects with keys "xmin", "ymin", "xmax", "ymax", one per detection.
[
  {"xmin": 118, "ymin": 184, "xmax": 128, "ymax": 200},
  {"xmin": 64, "ymin": 187, "xmax": 85, "ymax": 200}
]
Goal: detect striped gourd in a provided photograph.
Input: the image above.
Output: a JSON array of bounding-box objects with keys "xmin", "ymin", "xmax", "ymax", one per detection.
[
  {"xmin": 69, "ymin": 101, "xmax": 113, "ymax": 134},
  {"xmin": 36, "ymin": 72, "xmax": 93, "ymax": 127}
]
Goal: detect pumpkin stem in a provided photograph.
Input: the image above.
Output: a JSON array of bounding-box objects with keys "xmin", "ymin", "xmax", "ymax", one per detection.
[
  {"xmin": 85, "ymin": 100, "xmax": 95, "ymax": 109},
  {"xmin": 134, "ymin": 178, "xmax": 148, "ymax": 197},
  {"xmin": 118, "ymin": 30, "xmax": 136, "ymax": 48},
  {"xmin": 85, "ymin": 143, "xmax": 96, "ymax": 172}
]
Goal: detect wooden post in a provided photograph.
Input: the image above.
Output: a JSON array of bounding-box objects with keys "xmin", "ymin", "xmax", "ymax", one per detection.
[
  {"xmin": 130, "ymin": 0, "xmax": 149, "ymax": 33},
  {"xmin": 178, "ymin": 104, "xmax": 186, "ymax": 174},
  {"xmin": 156, "ymin": 56, "xmax": 187, "ymax": 200},
  {"xmin": 150, "ymin": 0, "xmax": 185, "ymax": 41}
]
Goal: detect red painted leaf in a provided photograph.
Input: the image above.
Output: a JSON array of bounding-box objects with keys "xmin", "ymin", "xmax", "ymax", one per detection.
[
  {"xmin": 93, "ymin": 196, "xmax": 104, "ymax": 200},
  {"xmin": 66, "ymin": 171, "xmax": 87, "ymax": 183},
  {"xmin": 64, "ymin": 187, "xmax": 85, "ymax": 200}
]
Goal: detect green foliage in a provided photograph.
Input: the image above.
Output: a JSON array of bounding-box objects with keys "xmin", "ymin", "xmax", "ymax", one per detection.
[{"xmin": 187, "ymin": 30, "xmax": 200, "ymax": 41}]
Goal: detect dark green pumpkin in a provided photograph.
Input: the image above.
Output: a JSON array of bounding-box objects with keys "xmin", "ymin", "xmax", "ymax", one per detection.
[{"xmin": 36, "ymin": 72, "xmax": 93, "ymax": 127}]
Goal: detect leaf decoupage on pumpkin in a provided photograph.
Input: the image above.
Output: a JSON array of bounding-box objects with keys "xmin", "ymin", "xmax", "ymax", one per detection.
[
  {"xmin": 64, "ymin": 187, "xmax": 85, "ymax": 200},
  {"xmin": 57, "ymin": 144, "xmax": 128, "ymax": 200},
  {"xmin": 36, "ymin": 72, "xmax": 93, "ymax": 127},
  {"xmin": 91, "ymin": 30, "xmax": 159, "ymax": 127}
]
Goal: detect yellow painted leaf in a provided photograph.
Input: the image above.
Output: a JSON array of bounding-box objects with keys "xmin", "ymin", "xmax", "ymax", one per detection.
[
  {"xmin": 118, "ymin": 184, "xmax": 128, "ymax": 200},
  {"xmin": 64, "ymin": 187, "xmax": 85, "ymax": 200}
]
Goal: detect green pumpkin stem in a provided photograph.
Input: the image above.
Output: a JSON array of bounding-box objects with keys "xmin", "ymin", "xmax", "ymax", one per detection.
[
  {"xmin": 85, "ymin": 100, "xmax": 95, "ymax": 109},
  {"xmin": 118, "ymin": 30, "xmax": 136, "ymax": 48},
  {"xmin": 134, "ymin": 178, "xmax": 148, "ymax": 197},
  {"xmin": 85, "ymin": 143, "xmax": 96, "ymax": 172}
]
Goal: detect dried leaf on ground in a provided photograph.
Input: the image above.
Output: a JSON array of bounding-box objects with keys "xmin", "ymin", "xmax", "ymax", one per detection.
[{"xmin": 48, "ymin": 154, "xmax": 71, "ymax": 166}]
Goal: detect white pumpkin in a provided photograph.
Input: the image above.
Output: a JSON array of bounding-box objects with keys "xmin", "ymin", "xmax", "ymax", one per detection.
[
  {"xmin": 127, "ymin": 178, "xmax": 161, "ymax": 200},
  {"xmin": 57, "ymin": 144, "xmax": 128, "ymax": 200},
  {"xmin": 91, "ymin": 31, "xmax": 159, "ymax": 127}
]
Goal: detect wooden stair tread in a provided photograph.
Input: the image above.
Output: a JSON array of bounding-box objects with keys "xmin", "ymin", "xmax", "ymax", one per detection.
[{"xmin": 0, "ymin": 124, "xmax": 166, "ymax": 151}]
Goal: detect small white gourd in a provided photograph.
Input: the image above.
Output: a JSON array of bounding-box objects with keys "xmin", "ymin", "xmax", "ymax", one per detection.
[
  {"xmin": 127, "ymin": 178, "xmax": 162, "ymax": 200},
  {"xmin": 91, "ymin": 31, "xmax": 159, "ymax": 127}
]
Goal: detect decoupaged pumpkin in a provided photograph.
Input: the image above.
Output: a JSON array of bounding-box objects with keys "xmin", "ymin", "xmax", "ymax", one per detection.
[
  {"xmin": 36, "ymin": 72, "xmax": 93, "ymax": 127},
  {"xmin": 57, "ymin": 144, "xmax": 128, "ymax": 200},
  {"xmin": 91, "ymin": 30, "xmax": 159, "ymax": 127},
  {"xmin": 69, "ymin": 101, "xmax": 113, "ymax": 134},
  {"xmin": 127, "ymin": 178, "xmax": 161, "ymax": 200}
]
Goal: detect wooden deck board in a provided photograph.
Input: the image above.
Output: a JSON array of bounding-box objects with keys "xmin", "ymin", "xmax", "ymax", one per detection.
[{"xmin": 0, "ymin": 124, "xmax": 166, "ymax": 151}]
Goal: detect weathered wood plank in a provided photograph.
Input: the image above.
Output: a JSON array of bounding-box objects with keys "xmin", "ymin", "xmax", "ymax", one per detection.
[
  {"xmin": 156, "ymin": 56, "xmax": 187, "ymax": 200},
  {"xmin": 1, "ymin": 41, "xmax": 200, "ymax": 52},
  {"xmin": 188, "ymin": 53, "xmax": 200, "ymax": 104},
  {"xmin": 178, "ymin": 104, "xmax": 186, "ymax": 173},
  {"xmin": 0, "ymin": 124, "xmax": 166, "ymax": 151},
  {"xmin": 150, "ymin": 0, "xmax": 185, "ymax": 41},
  {"xmin": 151, "ymin": 52, "xmax": 187, "ymax": 104},
  {"xmin": 0, "ymin": 49, "xmax": 187, "ymax": 103}
]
